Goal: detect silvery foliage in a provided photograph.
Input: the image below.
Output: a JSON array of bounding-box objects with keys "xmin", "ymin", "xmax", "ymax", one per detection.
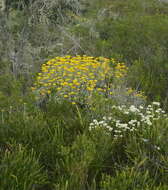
[{"xmin": 0, "ymin": 0, "xmax": 83, "ymax": 75}]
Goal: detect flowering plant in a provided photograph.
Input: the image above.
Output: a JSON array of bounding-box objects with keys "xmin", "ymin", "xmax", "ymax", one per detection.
[
  {"xmin": 89, "ymin": 102, "xmax": 167, "ymax": 139},
  {"xmin": 32, "ymin": 55, "xmax": 128, "ymax": 104}
]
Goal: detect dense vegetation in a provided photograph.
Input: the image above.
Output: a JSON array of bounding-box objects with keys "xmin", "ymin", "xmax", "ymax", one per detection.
[{"xmin": 0, "ymin": 0, "xmax": 168, "ymax": 189}]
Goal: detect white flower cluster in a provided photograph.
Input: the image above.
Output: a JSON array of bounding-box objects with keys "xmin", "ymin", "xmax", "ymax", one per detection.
[
  {"xmin": 89, "ymin": 117, "xmax": 113, "ymax": 132},
  {"xmin": 89, "ymin": 102, "xmax": 167, "ymax": 138}
]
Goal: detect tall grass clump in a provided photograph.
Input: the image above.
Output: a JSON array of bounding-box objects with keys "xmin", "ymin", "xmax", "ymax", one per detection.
[{"xmin": 0, "ymin": 144, "xmax": 47, "ymax": 190}]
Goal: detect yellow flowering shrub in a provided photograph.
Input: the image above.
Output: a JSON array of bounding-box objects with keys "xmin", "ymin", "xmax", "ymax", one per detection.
[{"xmin": 32, "ymin": 55, "xmax": 128, "ymax": 104}]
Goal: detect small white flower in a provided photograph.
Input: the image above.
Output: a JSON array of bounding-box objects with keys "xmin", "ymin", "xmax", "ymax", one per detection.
[
  {"xmin": 108, "ymin": 117, "xmax": 112, "ymax": 120},
  {"xmin": 155, "ymin": 109, "xmax": 161, "ymax": 113},
  {"xmin": 154, "ymin": 145, "xmax": 160, "ymax": 150},
  {"xmin": 139, "ymin": 105, "xmax": 144, "ymax": 109},
  {"xmin": 112, "ymin": 105, "xmax": 117, "ymax": 109},
  {"xmin": 118, "ymin": 106, "xmax": 123, "ymax": 111},
  {"xmin": 89, "ymin": 126, "xmax": 94, "ymax": 130},
  {"xmin": 146, "ymin": 110, "xmax": 151, "ymax": 114},
  {"xmin": 89, "ymin": 123, "xmax": 94, "ymax": 126},
  {"xmin": 139, "ymin": 113, "xmax": 144, "ymax": 117},
  {"xmin": 129, "ymin": 105, "xmax": 139, "ymax": 113},
  {"xmin": 103, "ymin": 123, "xmax": 108, "ymax": 127},
  {"xmin": 146, "ymin": 120, "xmax": 152, "ymax": 126},
  {"xmin": 116, "ymin": 120, "xmax": 120, "ymax": 123},
  {"xmin": 99, "ymin": 121, "xmax": 104, "ymax": 125},
  {"xmin": 115, "ymin": 130, "xmax": 122, "ymax": 133},
  {"xmin": 93, "ymin": 119, "xmax": 99, "ymax": 125},
  {"xmin": 106, "ymin": 126, "xmax": 113, "ymax": 131},
  {"xmin": 142, "ymin": 138, "xmax": 149, "ymax": 142},
  {"xmin": 152, "ymin": 102, "xmax": 160, "ymax": 106},
  {"xmin": 129, "ymin": 120, "xmax": 137, "ymax": 124},
  {"xmin": 119, "ymin": 123, "xmax": 128, "ymax": 129}
]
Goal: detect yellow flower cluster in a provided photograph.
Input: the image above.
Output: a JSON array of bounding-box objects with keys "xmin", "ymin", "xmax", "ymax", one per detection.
[
  {"xmin": 113, "ymin": 62, "xmax": 128, "ymax": 78},
  {"xmin": 127, "ymin": 88, "xmax": 147, "ymax": 100},
  {"xmin": 32, "ymin": 55, "xmax": 128, "ymax": 103}
]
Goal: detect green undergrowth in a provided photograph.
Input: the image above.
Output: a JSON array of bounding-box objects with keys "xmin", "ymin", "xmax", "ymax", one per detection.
[{"xmin": 0, "ymin": 88, "xmax": 168, "ymax": 189}]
